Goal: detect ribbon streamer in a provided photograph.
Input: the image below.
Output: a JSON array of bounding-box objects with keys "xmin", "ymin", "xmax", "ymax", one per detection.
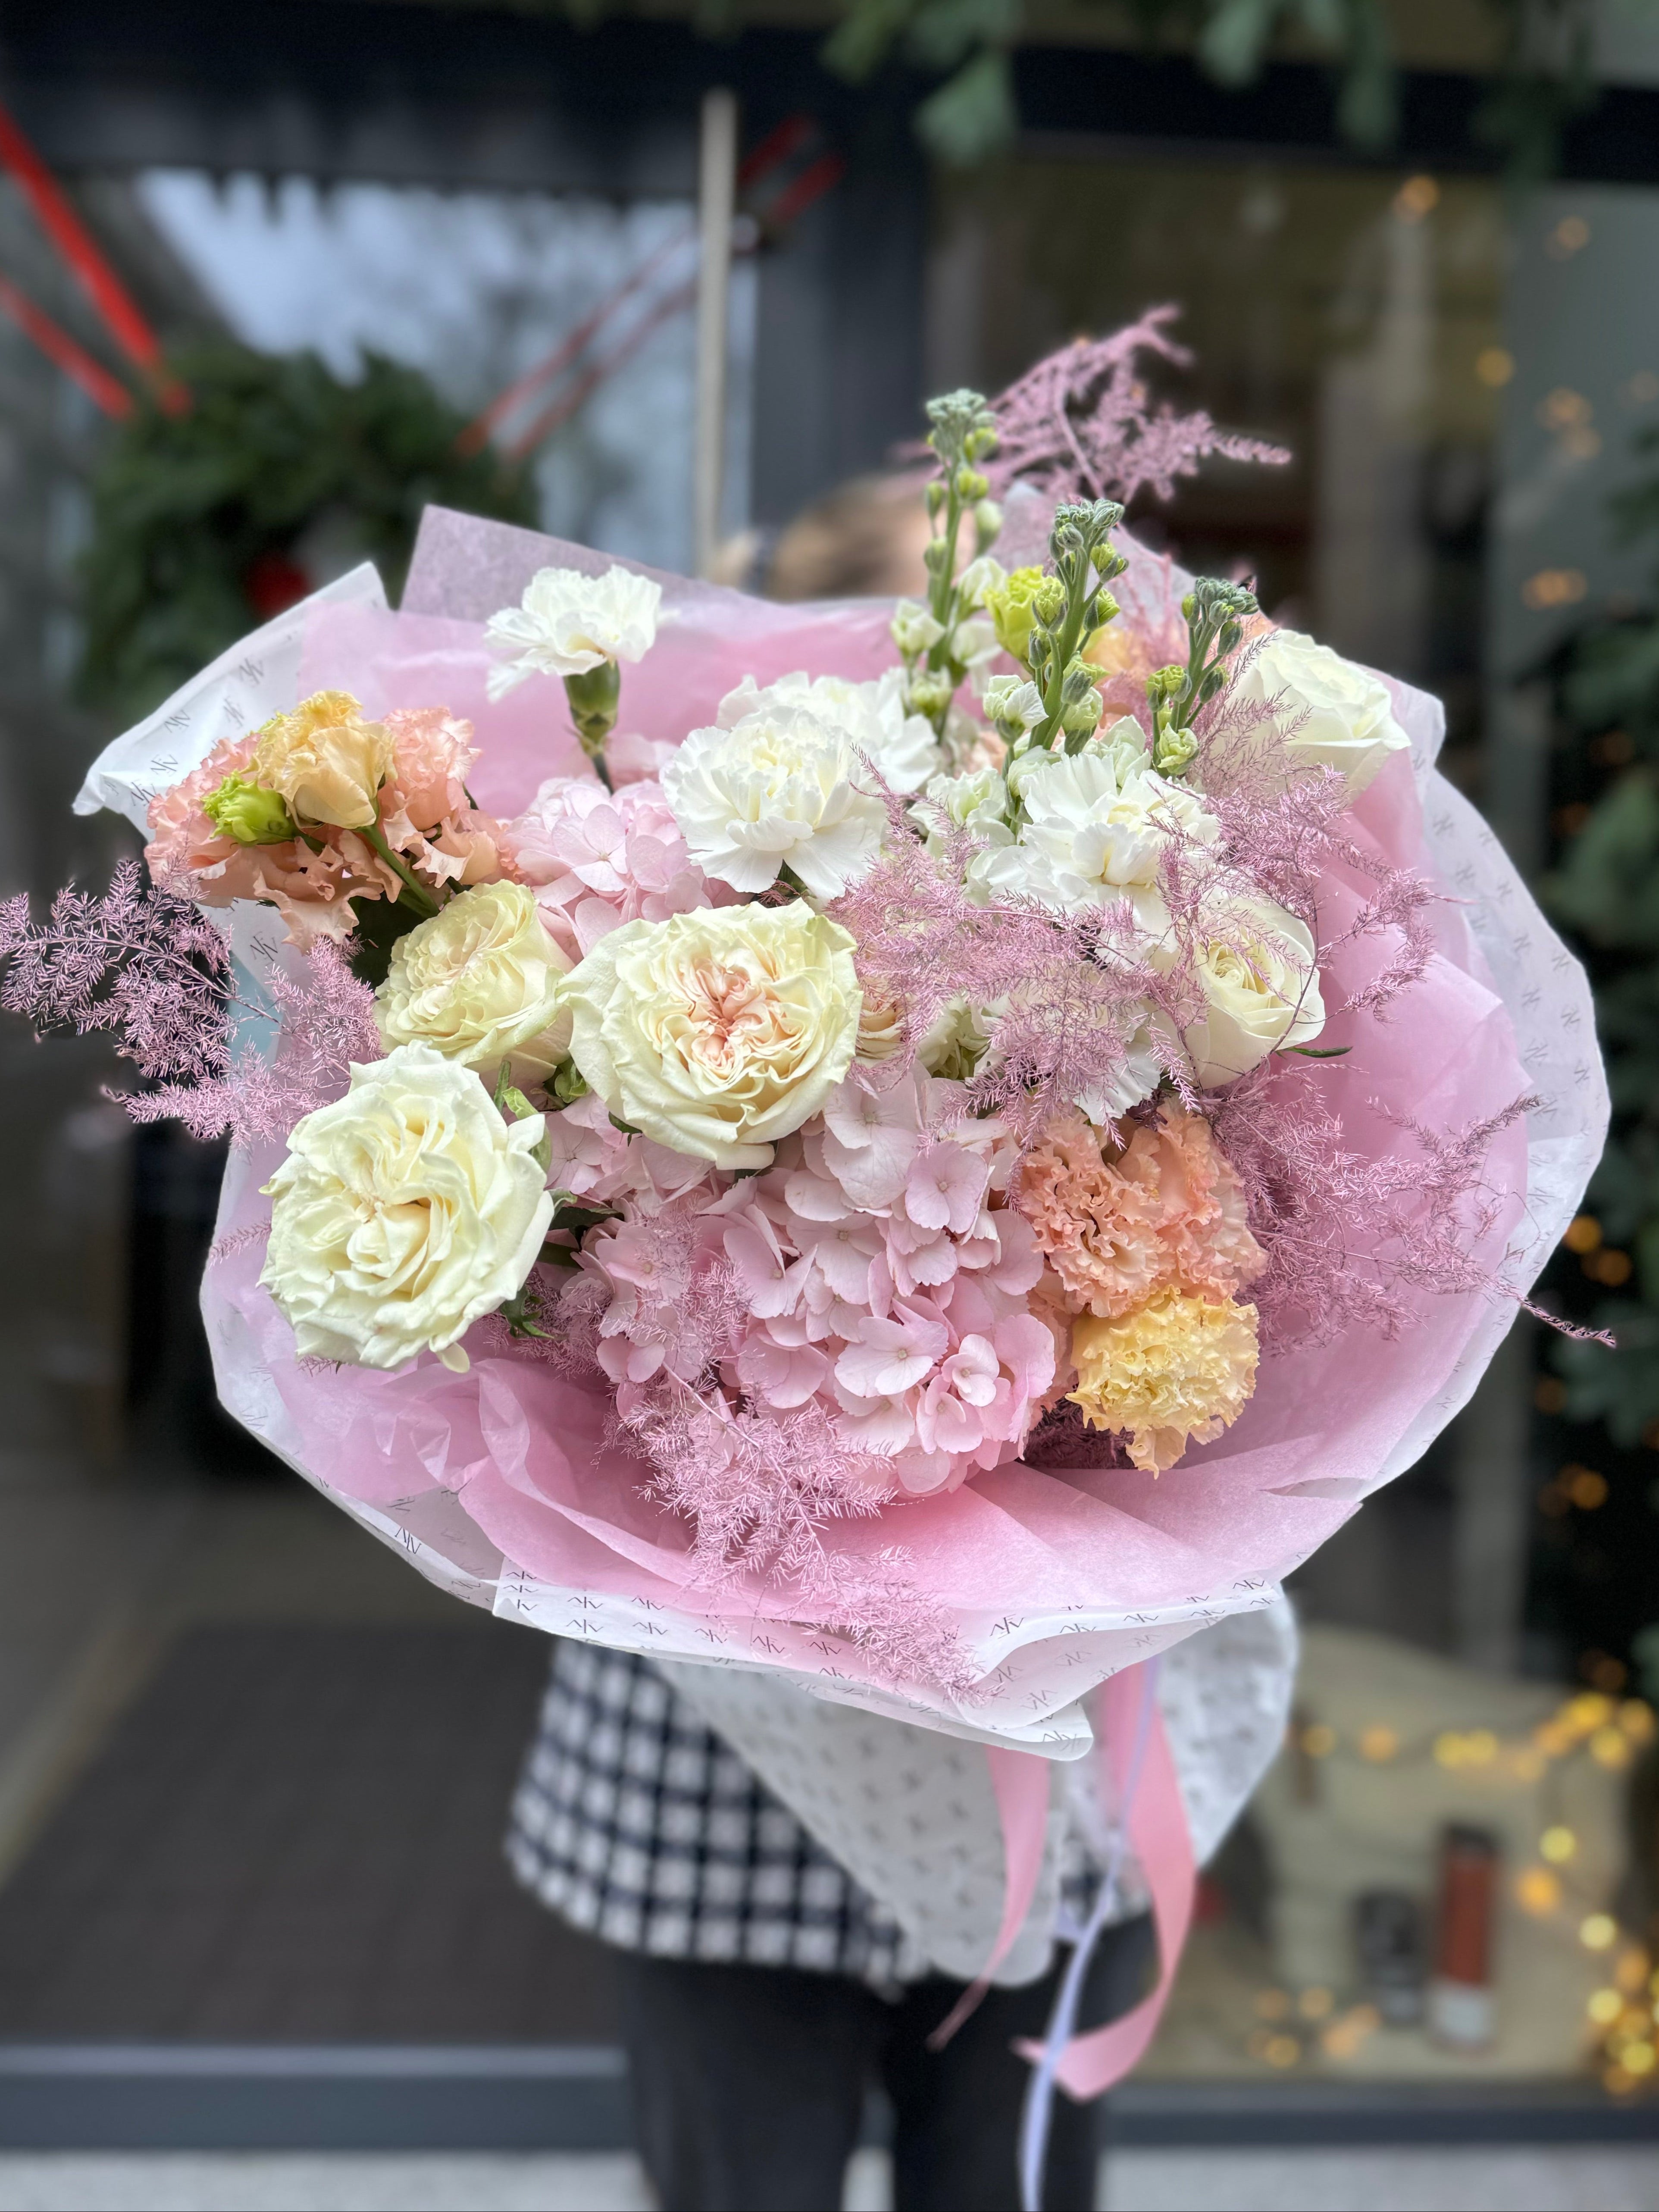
[
  {"xmin": 925, "ymin": 1742, "xmax": 1052, "ymax": 2051},
  {"xmin": 1016, "ymin": 1660, "xmax": 1196, "ymax": 2104},
  {"xmin": 0, "ymin": 100, "xmax": 185, "ymax": 412}
]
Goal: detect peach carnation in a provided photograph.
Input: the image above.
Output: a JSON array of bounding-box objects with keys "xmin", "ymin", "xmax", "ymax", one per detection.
[
  {"xmin": 1068, "ymin": 1289, "xmax": 1259, "ymax": 1471},
  {"xmin": 1013, "ymin": 1102, "xmax": 1264, "ymax": 1320}
]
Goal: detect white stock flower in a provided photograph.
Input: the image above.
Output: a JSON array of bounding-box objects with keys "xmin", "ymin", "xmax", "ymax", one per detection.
[
  {"xmin": 485, "ymin": 564, "xmax": 662, "ymax": 701},
  {"xmin": 983, "ymin": 674, "xmax": 1045, "ymax": 735},
  {"xmin": 1015, "ymin": 741, "xmax": 1219, "ymax": 930},
  {"xmin": 715, "ymin": 667, "xmax": 941, "ymax": 796},
  {"xmin": 661, "ymin": 704, "xmax": 887, "ymax": 898},
  {"xmin": 956, "ymin": 554, "xmax": 1004, "ymax": 608},
  {"xmin": 261, "ymin": 1044, "xmax": 554, "ymax": 1372},
  {"xmin": 560, "ymin": 902, "xmax": 863, "ymax": 1169},
  {"xmin": 1172, "ymin": 894, "xmax": 1326, "ymax": 1087},
  {"xmin": 913, "ymin": 767, "xmax": 1011, "ymax": 847},
  {"xmin": 891, "ymin": 599, "xmax": 945, "ymax": 656},
  {"xmin": 374, "ymin": 880, "xmax": 572, "ymax": 1080},
  {"xmin": 1230, "ymin": 629, "xmax": 1411, "ymax": 801}
]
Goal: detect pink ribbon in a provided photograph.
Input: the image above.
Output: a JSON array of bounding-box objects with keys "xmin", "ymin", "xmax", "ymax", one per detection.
[
  {"xmin": 926, "ymin": 1743, "xmax": 1052, "ymax": 2049},
  {"xmin": 1015, "ymin": 1661, "xmax": 1196, "ymax": 2098}
]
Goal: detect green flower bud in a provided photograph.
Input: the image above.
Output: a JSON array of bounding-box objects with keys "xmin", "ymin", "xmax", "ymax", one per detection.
[
  {"xmin": 908, "ymin": 671, "xmax": 955, "ymax": 719},
  {"xmin": 1153, "ymin": 724, "xmax": 1199, "ymax": 776},
  {"xmin": 973, "ymin": 498, "xmax": 1003, "ymax": 551},
  {"xmin": 550, "ymin": 1058, "xmax": 590, "ymax": 1108},
  {"xmin": 563, "ymin": 659, "xmax": 621, "ymax": 760},
  {"xmin": 955, "ymin": 466, "xmax": 989, "ymax": 501},
  {"xmin": 202, "ymin": 772, "xmax": 296, "ymax": 846}
]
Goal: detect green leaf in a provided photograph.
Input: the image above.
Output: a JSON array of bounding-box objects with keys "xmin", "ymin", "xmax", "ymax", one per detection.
[
  {"xmin": 1285, "ymin": 1043, "xmax": 1352, "ymax": 1058},
  {"xmin": 914, "ymin": 47, "xmax": 1019, "ymax": 167}
]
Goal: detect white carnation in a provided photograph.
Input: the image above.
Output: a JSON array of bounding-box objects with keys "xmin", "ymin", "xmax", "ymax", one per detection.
[
  {"xmin": 1015, "ymin": 739, "xmax": 1218, "ymax": 931},
  {"xmin": 261, "ymin": 1044, "xmax": 554, "ymax": 1373},
  {"xmin": 716, "ymin": 667, "xmax": 941, "ymax": 795},
  {"xmin": 1229, "ymin": 629, "xmax": 1410, "ymax": 801},
  {"xmin": 662, "ymin": 701, "xmax": 888, "ymax": 898},
  {"xmin": 485, "ymin": 563, "xmax": 662, "ymax": 701}
]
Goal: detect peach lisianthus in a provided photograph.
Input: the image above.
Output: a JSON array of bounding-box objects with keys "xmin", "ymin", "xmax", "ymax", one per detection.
[
  {"xmin": 376, "ymin": 707, "xmax": 510, "ymax": 890},
  {"xmin": 144, "ymin": 732, "xmax": 399, "ymax": 945},
  {"xmin": 1014, "ymin": 1101, "xmax": 1264, "ymax": 1320}
]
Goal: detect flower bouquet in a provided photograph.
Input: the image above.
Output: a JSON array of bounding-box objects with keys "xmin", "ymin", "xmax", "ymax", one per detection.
[{"xmin": 16, "ymin": 328, "xmax": 1606, "ymax": 2084}]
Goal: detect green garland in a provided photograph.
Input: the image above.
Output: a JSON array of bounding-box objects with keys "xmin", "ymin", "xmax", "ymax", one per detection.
[{"xmin": 78, "ymin": 342, "xmax": 538, "ymax": 725}]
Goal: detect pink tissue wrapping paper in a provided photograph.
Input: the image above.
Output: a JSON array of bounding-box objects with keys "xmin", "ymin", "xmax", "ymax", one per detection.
[{"xmin": 193, "ymin": 511, "xmax": 1605, "ymax": 1755}]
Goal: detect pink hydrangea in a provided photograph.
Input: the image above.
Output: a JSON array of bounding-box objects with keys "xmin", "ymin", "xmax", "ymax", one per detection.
[
  {"xmin": 500, "ymin": 775, "xmax": 724, "ymax": 961},
  {"xmin": 570, "ymin": 1069, "xmax": 1056, "ymax": 1496}
]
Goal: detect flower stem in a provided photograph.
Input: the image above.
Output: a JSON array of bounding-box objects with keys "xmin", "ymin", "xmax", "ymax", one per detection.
[{"xmin": 360, "ymin": 821, "xmax": 441, "ymax": 917}]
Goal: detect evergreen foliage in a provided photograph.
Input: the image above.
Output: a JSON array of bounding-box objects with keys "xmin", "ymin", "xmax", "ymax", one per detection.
[{"xmin": 78, "ymin": 342, "xmax": 538, "ymax": 723}]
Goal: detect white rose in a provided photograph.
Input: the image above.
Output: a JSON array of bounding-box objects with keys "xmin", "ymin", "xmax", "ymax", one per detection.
[
  {"xmin": 661, "ymin": 705, "xmax": 886, "ymax": 898},
  {"xmin": 374, "ymin": 880, "xmax": 573, "ymax": 1080},
  {"xmin": 485, "ymin": 564, "xmax": 662, "ymax": 700},
  {"xmin": 1015, "ymin": 743, "xmax": 1219, "ymax": 930},
  {"xmin": 715, "ymin": 667, "xmax": 941, "ymax": 797},
  {"xmin": 261, "ymin": 1044, "xmax": 554, "ymax": 1372},
  {"xmin": 1230, "ymin": 629, "xmax": 1410, "ymax": 801},
  {"xmin": 561, "ymin": 903, "xmax": 862, "ymax": 1169},
  {"xmin": 1172, "ymin": 895, "xmax": 1326, "ymax": 1088}
]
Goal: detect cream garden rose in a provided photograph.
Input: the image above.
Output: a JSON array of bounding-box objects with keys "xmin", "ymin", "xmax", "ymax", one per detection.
[
  {"xmin": 374, "ymin": 880, "xmax": 572, "ymax": 1079},
  {"xmin": 1174, "ymin": 894, "xmax": 1326, "ymax": 1087},
  {"xmin": 661, "ymin": 706, "xmax": 886, "ymax": 899},
  {"xmin": 560, "ymin": 903, "xmax": 862, "ymax": 1169},
  {"xmin": 1231, "ymin": 629, "xmax": 1410, "ymax": 800},
  {"xmin": 253, "ymin": 690, "xmax": 394, "ymax": 831},
  {"xmin": 485, "ymin": 563, "xmax": 662, "ymax": 700},
  {"xmin": 261, "ymin": 1044, "xmax": 554, "ymax": 1372}
]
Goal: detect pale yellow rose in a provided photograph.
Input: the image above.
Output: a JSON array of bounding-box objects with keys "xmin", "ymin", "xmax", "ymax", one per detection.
[
  {"xmin": 1175, "ymin": 894, "xmax": 1326, "ymax": 1088},
  {"xmin": 1230, "ymin": 630, "xmax": 1411, "ymax": 801},
  {"xmin": 261, "ymin": 1043, "xmax": 554, "ymax": 1372},
  {"xmin": 375, "ymin": 881, "xmax": 572, "ymax": 1081},
  {"xmin": 561, "ymin": 903, "xmax": 862, "ymax": 1169},
  {"xmin": 254, "ymin": 690, "xmax": 394, "ymax": 830}
]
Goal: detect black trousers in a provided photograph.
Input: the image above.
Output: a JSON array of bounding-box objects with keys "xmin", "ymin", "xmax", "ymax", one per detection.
[{"xmin": 616, "ymin": 1917, "xmax": 1154, "ymax": 2212}]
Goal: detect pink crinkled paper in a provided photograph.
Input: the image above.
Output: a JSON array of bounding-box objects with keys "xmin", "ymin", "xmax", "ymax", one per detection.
[{"xmin": 187, "ymin": 508, "xmax": 1607, "ymax": 1757}]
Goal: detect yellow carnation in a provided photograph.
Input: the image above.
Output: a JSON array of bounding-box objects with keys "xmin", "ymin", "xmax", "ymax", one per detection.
[
  {"xmin": 254, "ymin": 690, "xmax": 394, "ymax": 830},
  {"xmin": 1068, "ymin": 1289, "xmax": 1258, "ymax": 1473}
]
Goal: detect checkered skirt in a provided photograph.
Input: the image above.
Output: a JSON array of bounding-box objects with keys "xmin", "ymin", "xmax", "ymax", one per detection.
[{"xmin": 506, "ymin": 1639, "xmax": 933, "ymax": 1987}]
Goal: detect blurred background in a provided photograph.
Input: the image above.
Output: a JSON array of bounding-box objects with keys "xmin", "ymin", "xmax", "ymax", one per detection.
[{"xmin": 4, "ymin": 0, "xmax": 1659, "ymax": 2205}]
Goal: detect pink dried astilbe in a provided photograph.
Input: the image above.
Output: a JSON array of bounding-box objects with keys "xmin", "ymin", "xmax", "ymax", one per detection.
[
  {"xmin": 128, "ymin": 936, "xmax": 382, "ymax": 1148},
  {"xmin": 0, "ymin": 860, "xmax": 381, "ymax": 1149},
  {"xmin": 986, "ymin": 311, "xmax": 1290, "ymax": 510},
  {"xmin": 829, "ymin": 820, "xmax": 1179, "ymax": 1148},
  {"xmin": 620, "ymin": 1378, "xmax": 974, "ymax": 1693},
  {"xmin": 1181, "ymin": 708, "xmax": 1441, "ymax": 1023},
  {"xmin": 1207, "ymin": 1063, "xmax": 1569, "ymax": 1350},
  {"xmin": 0, "ymin": 859, "xmax": 232, "ymax": 1083}
]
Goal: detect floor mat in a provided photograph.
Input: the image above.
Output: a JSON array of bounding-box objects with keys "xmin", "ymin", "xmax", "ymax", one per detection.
[{"xmin": 0, "ymin": 1623, "xmax": 617, "ymax": 2041}]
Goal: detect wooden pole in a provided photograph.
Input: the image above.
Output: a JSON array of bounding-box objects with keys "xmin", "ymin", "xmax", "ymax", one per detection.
[{"xmin": 694, "ymin": 88, "xmax": 738, "ymax": 581}]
